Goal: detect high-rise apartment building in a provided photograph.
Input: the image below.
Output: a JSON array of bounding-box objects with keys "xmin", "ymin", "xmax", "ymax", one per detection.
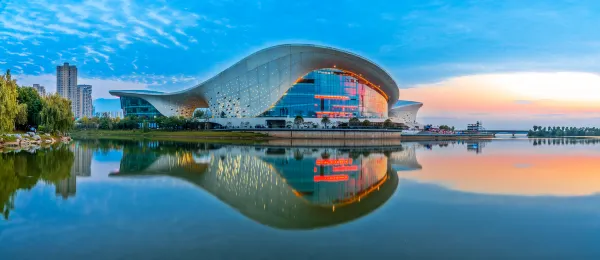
[
  {"xmin": 56, "ymin": 63, "xmax": 93, "ymax": 118},
  {"xmin": 56, "ymin": 62, "xmax": 78, "ymax": 115},
  {"xmin": 76, "ymin": 84, "xmax": 93, "ymax": 118},
  {"xmin": 32, "ymin": 84, "xmax": 46, "ymax": 96}
]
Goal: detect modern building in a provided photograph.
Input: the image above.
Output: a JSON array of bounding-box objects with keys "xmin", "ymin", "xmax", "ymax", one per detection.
[
  {"xmin": 32, "ymin": 84, "xmax": 46, "ymax": 96},
  {"xmin": 117, "ymin": 90, "xmax": 164, "ymax": 118},
  {"xmin": 110, "ymin": 44, "xmax": 422, "ymax": 127},
  {"xmin": 57, "ymin": 62, "xmax": 78, "ymax": 114},
  {"xmin": 389, "ymin": 100, "xmax": 423, "ymax": 129},
  {"xmin": 56, "ymin": 63, "xmax": 94, "ymax": 118},
  {"xmin": 76, "ymin": 84, "xmax": 93, "ymax": 118}
]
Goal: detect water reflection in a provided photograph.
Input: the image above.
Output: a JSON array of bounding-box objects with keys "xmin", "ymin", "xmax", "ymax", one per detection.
[
  {"xmin": 4, "ymin": 139, "xmax": 600, "ymax": 259},
  {"xmin": 0, "ymin": 144, "xmax": 74, "ymax": 219},
  {"xmin": 107, "ymin": 142, "xmax": 420, "ymax": 229}
]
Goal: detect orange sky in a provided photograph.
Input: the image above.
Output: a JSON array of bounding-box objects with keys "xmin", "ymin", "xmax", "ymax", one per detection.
[{"xmin": 401, "ymin": 72, "xmax": 600, "ymax": 128}]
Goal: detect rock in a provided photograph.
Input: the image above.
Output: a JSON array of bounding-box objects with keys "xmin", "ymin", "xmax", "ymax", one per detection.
[
  {"xmin": 5, "ymin": 142, "xmax": 19, "ymax": 147},
  {"xmin": 45, "ymin": 140, "xmax": 52, "ymax": 144},
  {"xmin": 33, "ymin": 135, "xmax": 41, "ymax": 140}
]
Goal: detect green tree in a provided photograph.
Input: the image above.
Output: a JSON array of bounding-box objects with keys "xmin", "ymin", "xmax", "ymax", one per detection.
[
  {"xmin": 362, "ymin": 120, "xmax": 371, "ymax": 127},
  {"xmin": 0, "ymin": 70, "xmax": 19, "ymax": 133},
  {"xmin": 98, "ymin": 116, "xmax": 113, "ymax": 130},
  {"xmin": 40, "ymin": 93, "xmax": 74, "ymax": 134},
  {"xmin": 320, "ymin": 116, "xmax": 331, "ymax": 128},
  {"xmin": 193, "ymin": 110, "xmax": 205, "ymax": 119},
  {"xmin": 383, "ymin": 119, "xmax": 393, "ymax": 128},
  {"xmin": 16, "ymin": 86, "xmax": 43, "ymax": 129},
  {"xmin": 294, "ymin": 115, "xmax": 304, "ymax": 128},
  {"xmin": 15, "ymin": 104, "xmax": 28, "ymax": 127},
  {"xmin": 349, "ymin": 117, "xmax": 360, "ymax": 127}
]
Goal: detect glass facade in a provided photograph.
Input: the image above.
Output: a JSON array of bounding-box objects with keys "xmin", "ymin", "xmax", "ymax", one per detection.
[
  {"xmin": 260, "ymin": 68, "xmax": 388, "ymax": 118},
  {"xmin": 120, "ymin": 96, "xmax": 163, "ymax": 118}
]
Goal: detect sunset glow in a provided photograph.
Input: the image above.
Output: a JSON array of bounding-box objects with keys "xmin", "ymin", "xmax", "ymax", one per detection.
[{"xmin": 402, "ymin": 72, "xmax": 600, "ymax": 128}]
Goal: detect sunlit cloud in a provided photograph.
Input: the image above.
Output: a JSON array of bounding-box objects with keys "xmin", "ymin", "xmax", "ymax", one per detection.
[{"xmin": 402, "ymin": 72, "xmax": 600, "ymax": 128}]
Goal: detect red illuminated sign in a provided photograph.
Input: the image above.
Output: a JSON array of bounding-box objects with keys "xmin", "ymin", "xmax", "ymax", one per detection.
[
  {"xmin": 314, "ymin": 174, "xmax": 349, "ymax": 182},
  {"xmin": 316, "ymin": 158, "xmax": 352, "ymax": 166},
  {"xmin": 332, "ymin": 165, "xmax": 359, "ymax": 172},
  {"xmin": 314, "ymin": 95, "xmax": 350, "ymax": 100}
]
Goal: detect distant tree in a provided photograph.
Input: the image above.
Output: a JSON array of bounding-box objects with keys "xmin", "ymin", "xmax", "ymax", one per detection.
[
  {"xmin": 439, "ymin": 125, "xmax": 454, "ymax": 131},
  {"xmin": 362, "ymin": 120, "xmax": 371, "ymax": 127},
  {"xmin": 294, "ymin": 115, "xmax": 304, "ymax": 128},
  {"xmin": 383, "ymin": 119, "xmax": 393, "ymax": 128},
  {"xmin": 0, "ymin": 70, "xmax": 19, "ymax": 133},
  {"xmin": 321, "ymin": 116, "xmax": 331, "ymax": 128},
  {"xmin": 98, "ymin": 116, "xmax": 113, "ymax": 130},
  {"xmin": 349, "ymin": 117, "xmax": 360, "ymax": 127},
  {"xmin": 193, "ymin": 110, "xmax": 205, "ymax": 119}
]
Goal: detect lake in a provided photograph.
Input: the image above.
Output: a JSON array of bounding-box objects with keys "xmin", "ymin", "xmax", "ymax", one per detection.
[{"xmin": 2, "ymin": 137, "xmax": 600, "ymax": 259}]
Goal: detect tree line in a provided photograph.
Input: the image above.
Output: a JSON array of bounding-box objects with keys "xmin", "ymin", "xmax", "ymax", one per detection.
[
  {"xmin": 78, "ymin": 110, "xmax": 211, "ymax": 131},
  {"xmin": 0, "ymin": 70, "xmax": 74, "ymax": 135},
  {"xmin": 528, "ymin": 125, "xmax": 600, "ymax": 137}
]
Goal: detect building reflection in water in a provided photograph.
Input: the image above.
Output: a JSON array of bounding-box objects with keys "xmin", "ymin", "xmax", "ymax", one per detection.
[
  {"xmin": 54, "ymin": 142, "xmax": 94, "ymax": 199},
  {"xmin": 109, "ymin": 143, "xmax": 422, "ymax": 229}
]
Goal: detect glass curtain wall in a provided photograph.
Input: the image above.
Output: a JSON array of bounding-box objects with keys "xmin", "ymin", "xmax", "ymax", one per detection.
[
  {"xmin": 120, "ymin": 97, "xmax": 163, "ymax": 118},
  {"xmin": 260, "ymin": 68, "xmax": 387, "ymax": 118}
]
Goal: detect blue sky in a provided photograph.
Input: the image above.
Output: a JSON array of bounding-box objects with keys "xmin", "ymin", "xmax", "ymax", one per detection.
[{"xmin": 2, "ymin": 0, "xmax": 600, "ymax": 127}]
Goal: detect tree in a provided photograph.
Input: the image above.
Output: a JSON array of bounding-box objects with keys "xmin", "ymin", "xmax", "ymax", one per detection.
[
  {"xmin": 439, "ymin": 125, "xmax": 453, "ymax": 131},
  {"xmin": 16, "ymin": 86, "xmax": 43, "ymax": 129},
  {"xmin": 193, "ymin": 110, "xmax": 205, "ymax": 119},
  {"xmin": 0, "ymin": 70, "xmax": 19, "ymax": 133},
  {"xmin": 98, "ymin": 116, "xmax": 113, "ymax": 130},
  {"xmin": 320, "ymin": 116, "xmax": 331, "ymax": 128},
  {"xmin": 383, "ymin": 119, "xmax": 393, "ymax": 128},
  {"xmin": 40, "ymin": 93, "xmax": 74, "ymax": 134},
  {"xmin": 15, "ymin": 104, "xmax": 27, "ymax": 127},
  {"xmin": 294, "ymin": 115, "xmax": 304, "ymax": 128},
  {"xmin": 362, "ymin": 120, "xmax": 371, "ymax": 127},
  {"xmin": 349, "ymin": 117, "xmax": 360, "ymax": 127}
]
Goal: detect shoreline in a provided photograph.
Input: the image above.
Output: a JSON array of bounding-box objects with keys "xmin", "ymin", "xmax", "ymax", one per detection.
[{"xmin": 70, "ymin": 129, "xmax": 496, "ymax": 142}]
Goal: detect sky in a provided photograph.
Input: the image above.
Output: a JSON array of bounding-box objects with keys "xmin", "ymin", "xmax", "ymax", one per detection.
[{"xmin": 2, "ymin": 0, "xmax": 600, "ymax": 128}]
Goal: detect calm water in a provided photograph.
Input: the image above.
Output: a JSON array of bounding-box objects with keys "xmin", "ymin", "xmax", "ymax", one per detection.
[{"xmin": 2, "ymin": 137, "xmax": 600, "ymax": 259}]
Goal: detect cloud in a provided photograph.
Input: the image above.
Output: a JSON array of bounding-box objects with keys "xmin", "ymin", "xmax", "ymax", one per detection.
[
  {"xmin": 57, "ymin": 12, "xmax": 91, "ymax": 28},
  {"xmin": 133, "ymin": 27, "xmax": 147, "ymax": 37},
  {"xmin": 514, "ymin": 100, "xmax": 534, "ymax": 105},
  {"xmin": 148, "ymin": 11, "xmax": 172, "ymax": 25},
  {"xmin": 402, "ymin": 72, "xmax": 600, "ymax": 128},
  {"xmin": 116, "ymin": 33, "xmax": 132, "ymax": 48},
  {"xmin": 46, "ymin": 24, "xmax": 86, "ymax": 37}
]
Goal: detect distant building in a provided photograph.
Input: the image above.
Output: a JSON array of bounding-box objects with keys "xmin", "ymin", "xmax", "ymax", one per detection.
[
  {"xmin": 94, "ymin": 111, "xmax": 123, "ymax": 119},
  {"xmin": 76, "ymin": 84, "xmax": 93, "ymax": 118},
  {"xmin": 56, "ymin": 62, "xmax": 78, "ymax": 116},
  {"xmin": 32, "ymin": 84, "xmax": 46, "ymax": 96},
  {"xmin": 467, "ymin": 121, "xmax": 485, "ymax": 132}
]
